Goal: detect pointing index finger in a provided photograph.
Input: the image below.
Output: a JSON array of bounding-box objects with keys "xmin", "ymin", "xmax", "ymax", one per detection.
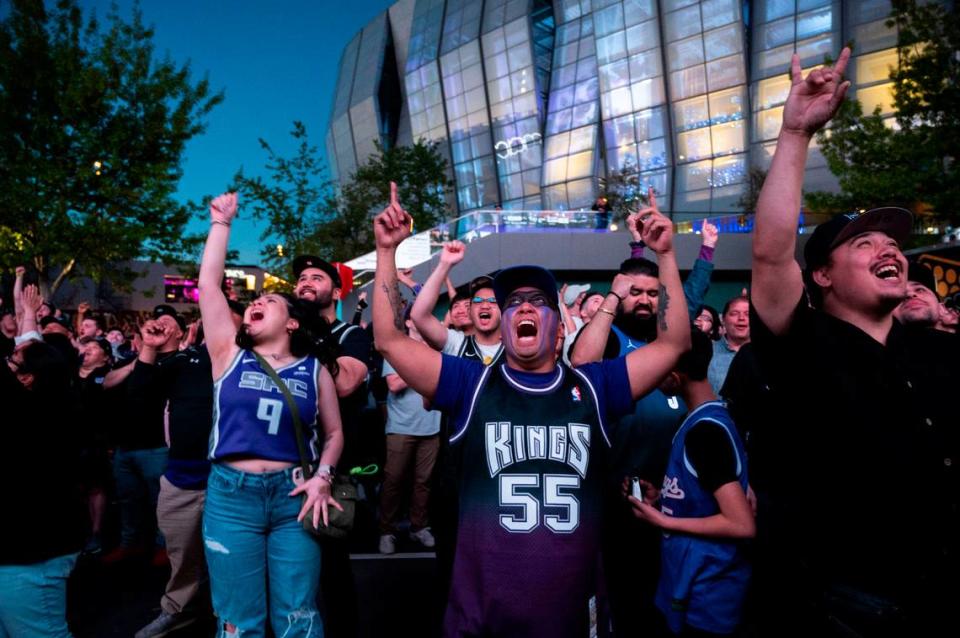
[
  {"xmin": 833, "ymin": 46, "xmax": 851, "ymax": 78},
  {"xmin": 648, "ymin": 187, "xmax": 658, "ymax": 210},
  {"xmin": 390, "ymin": 181, "xmax": 399, "ymax": 207}
]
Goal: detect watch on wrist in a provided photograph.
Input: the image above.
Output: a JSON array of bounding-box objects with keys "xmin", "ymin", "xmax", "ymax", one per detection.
[{"xmin": 316, "ymin": 464, "xmax": 336, "ymax": 477}]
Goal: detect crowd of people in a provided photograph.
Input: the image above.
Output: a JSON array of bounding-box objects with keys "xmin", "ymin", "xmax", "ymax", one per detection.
[{"xmin": 1, "ymin": 47, "xmax": 958, "ymax": 638}]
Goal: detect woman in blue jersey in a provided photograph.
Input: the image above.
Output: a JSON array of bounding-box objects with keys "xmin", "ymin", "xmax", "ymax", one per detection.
[{"xmin": 198, "ymin": 192, "xmax": 344, "ymax": 638}]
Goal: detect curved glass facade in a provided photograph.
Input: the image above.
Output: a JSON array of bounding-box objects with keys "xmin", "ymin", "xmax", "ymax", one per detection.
[{"xmin": 327, "ymin": 0, "xmax": 907, "ymax": 218}]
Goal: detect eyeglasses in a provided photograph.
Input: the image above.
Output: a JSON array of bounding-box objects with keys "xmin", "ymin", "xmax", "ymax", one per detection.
[
  {"xmin": 472, "ymin": 296, "xmax": 497, "ymax": 304},
  {"xmin": 505, "ymin": 291, "xmax": 555, "ymax": 308}
]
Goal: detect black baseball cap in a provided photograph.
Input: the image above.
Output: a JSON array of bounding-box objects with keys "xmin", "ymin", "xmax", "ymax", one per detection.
[
  {"xmin": 152, "ymin": 304, "xmax": 186, "ymax": 332},
  {"xmin": 468, "ymin": 275, "xmax": 495, "ymax": 295},
  {"xmin": 907, "ymin": 262, "xmax": 938, "ymax": 297},
  {"xmin": 292, "ymin": 255, "xmax": 342, "ymax": 288},
  {"xmin": 80, "ymin": 335, "xmax": 113, "ymax": 360},
  {"xmin": 803, "ymin": 207, "xmax": 913, "ymax": 271},
  {"xmin": 493, "ymin": 265, "xmax": 558, "ymax": 309},
  {"xmin": 227, "ymin": 299, "xmax": 247, "ymax": 317},
  {"xmin": 39, "ymin": 315, "xmax": 71, "ymax": 331}
]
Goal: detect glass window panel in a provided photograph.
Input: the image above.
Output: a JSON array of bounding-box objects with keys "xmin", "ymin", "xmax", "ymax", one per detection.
[
  {"xmin": 755, "ymin": 43, "xmax": 793, "ymax": 77},
  {"xmin": 635, "ymin": 107, "xmax": 665, "ymax": 140},
  {"xmin": 542, "ymin": 184, "xmax": 567, "ymax": 209},
  {"xmin": 544, "ymin": 157, "xmax": 567, "ymax": 184},
  {"xmin": 711, "ymin": 121, "xmax": 745, "ymax": 155},
  {"xmin": 545, "ymin": 131, "xmax": 571, "ymax": 159},
  {"xmin": 608, "ymin": 142, "xmax": 638, "ymax": 171},
  {"xmin": 704, "ymin": 23, "xmax": 742, "ymax": 61},
  {"xmin": 465, "ymin": 87, "xmax": 486, "ymax": 112},
  {"xmin": 455, "ymin": 162, "xmax": 476, "ymax": 184},
  {"xmin": 663, "ymin": 0, "xmax": 699, "ymax": 11},
  {"xmin": 595, "ymin": 3, "xmax": 624, "ymax": 36},
  {"xmin": 577, "ymin": 56, "xmax": 597, "ymax": 82},
  {"xmin": 516, "ymin": 116, "xmax": 540, "ymax": 137},
  {"xmin": 675, "ymin": 187, "xmax": 711, "ymax": 212},
  {"xmin": 443, "ymin": 73, "xmax": 464, "ymax": 97},
  {"xmin": 676, "ymin": 159, "xmax": 712, "ymax": 191},
  {"xmin": 441, "ymin": 51, "xmax": 460, "ymax": 76},
  {"xmin": 572, "ymin": 101, "xmax": 598, "ymax": 127},
  {"xmin": 547, "ymin": 108, "xmax": 573, "ymax": 134},
  {"xmin": 511, "ymin": 70, "xmax": 534, "ymax": 97},
  {"xmin": 566, "ymin": 178, "xmax": 596, "ymax": 209},
  {"xmin": 483, "ymin": 29, "xmax": 506, "ymax": 54},
  {"xmin": 851, "ymin": 19, "xmax": 897, "ymax": 55},
  {"xmin": 624, "ymin": 0, "xmax": 657, "ymax": 27},
  {"xmin": 797, "ymin": 7, "xmax": 834, "ymax": 40},
  {"xmin": 709, "ymin": 87, "xmax": 745, "ymax": 124},
  {"xmin": 467, "ymin": 110, "xmax": 488, "ymax": 130},
  {"xmin": 799, "ymin": 0, "xmax": 832, "ymax": 11},
  {"xmin": 575, "ymin": 77, "xmax": 600, "ymax": 104},
  {"xmin": 462, "ymin": 64, "xmax": 484, "ymax": 91},
  {"xmin": 508, "ymin": 44, "xmax": 532, "ymax": 69},
  {"xmin": 490, "ymin": 101, "xmax": 512, "ymax": 124},
  {"xmin": 677, "ymin": 128, "xmax": 712, "ymax": 162},
  {"xmin": 597, "ymin": 32, "xmax": 627, "ymax": 65},
  {"xmin": 669, "ymin": 65, "xmax": 707, "ymax": 100},
  {"xmin": 522, "ymin": 168, "xmax": 541, "ymax": 196},
  {"xmin": 447, "ymin": 95, "xmax": 467, "ymax": 120},
  {"xmin": 712, "ymin": 154, "xmax": 747, "ymax": 187},
  {"xmin": 607, "ymin": 114, "xmax": 636, "ymax": 148},
  {"xmin": 631, "ymin": 77, "xmax": 665, "ymax": 111},
  {"xmin": 426, "ymin": 104, "xmax": 446, "ymax": 126},
  {"xmin": 452, "ymin": 139, "xmax": 470, "ymax": 164},
  {"xmin": 628, "ymin": 50, "xmax": 662, "ymax": 81},
  {"xmin": 796, "ymin": 33, "xmax": 835, "ymax": 64},
  {"xmin": 496, "ymin": 151, "xmax": 522, "ymax": 175},
  {"xmin": 665, "ymin": 5, "xmax": 701, "ymax": 42},
  {"xmin": 756, "ymin": 74, "xmax": 792, "ymax": 110},
  {"xmin": 569, "ymin": 126, "xmax": 596, "ymax": 154},
  {"xmin": 856, "ymin": 48, "xmax": 897, "ymax": 85},
  {"xmin": 512, "ymin": 92, "xmax": 537, "ymax": 117},
  {"xmin": 625, "ymin": 20, "xmax": 660, "ymax": 55},
  {"xmin": 578, "ymin": 36, "xmax": 595, "ymax": 59},
  {"xmin": 461, "ymin": 43, "xmax": 482, "ymax": 68},
  {"xmin": 759, "ymin": 16, "xmax": 795, "ymax": 50},
  {"xmin": 409, "ymin": 90, "xmax": 425, "ymax": 114},
  {"xmin": 505, "ymin": 17, "xmax": 528, "ymax": 48},
  {"xmin": 557, "ymin": 42, "xmax": 579, "ymax": 67},
  {"xmin": 667, "ymin": 36, "xmax": 705, "ymax": 72},
  {"xmin": 424, "ymin": 82, "xmax": 442, "ymax": 106},
  {"xmin": 706, "ymin": 54, "xmax": 745, "ymax": 91},
  {"xmin": 638, "ymin": 137, "xmax": 668, "ymax": 170},
  {"xmin": 472, "ymin": 133, "xmax": 493, "ymax": 158},
  {"xmin": 488, "ymin": 52, "xmax": 511, "ymax": 79},
  {"xmin": 550, "ymin": 86, "xmax": 575, "ymax": 112},
  {"xmin": 421, "ymin": 63, "xmax": 439, "ymax": 87},
  {"xmin": 857, "ymin": 83, "xmax": 894, "ymax": 115},
  {"xmin": 639, "ymin": 169, "xmax": 668, "ymax": 200},
  {"xmin": 600, "ymin": 60, "xmax": 631, "ymax": 92},
  {"xmin": 674, "ymin": 96, "xmax": 710, "ymax": 131},
  {"xmin": 450, "ymin": 119, "xmax": 469, "ymax": 142},
  {"xmin": 701, "ymin": 0, "xmax": 739, "ymax": 31},
  {"xmin": 604, "ymin": 86, "xmax": 634, "ymax": 117},
  {"xmin": 556, "ymin": 63, "xmax": 578, "ymax": 88},
  {"xmin": 406, "ymin": 72, "xmax": 421, "ymax": 94},
  {"xmin": 760, "ymin": 0, "xmax": 795, "ymax": 23},
  {"xmin": 501, "ymin": 172, "xmax": 524, "ymax": 200},
  {"xmin": 756, "ymin": 106, "xmax": 784, "ymax": 140},
  {"xmin": 488, "ymin": 77, "xmax": 512, "ymax": 104},
  {"xmin": 847, "ymin": 0, "xmax": 892, "ymax": 24}
]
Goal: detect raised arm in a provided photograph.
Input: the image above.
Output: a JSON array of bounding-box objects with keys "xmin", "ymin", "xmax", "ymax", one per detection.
[
  {"xmin": 13, "ymin": 266, "xmax": 25, "ymax": 327},
  {"xmin": 373, "ymin": 182, "xmax": 442, "ymax": 401},
  {"xmin": 409, "ymin": 241, "xmax": 465, "ymax": 350},
  {"xmin": 753, "ymin": 48, "xmax": 850, "ymax": 334},
  {"xmin": 198, "ymin": 193, "xmax": 241, "ymax": 374},
  {"xmin": 568, "ymin": 284, "xmax": 620, "ymax": 366},
  {"xmin": 18, "ymin": 284, "xmax": 42, "ymax": 338},
  {"xmin": 682, "ymin": 221, "xmax": 717, "ymax": 320},
  {"xmin": 623, "ymin": 201, "xmax": 691, "ymax": 400}
]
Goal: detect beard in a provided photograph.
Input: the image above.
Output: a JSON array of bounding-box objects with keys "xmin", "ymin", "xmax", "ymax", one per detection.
[{"xmin": 615, "ymin": 311, "xmax": 657, "ymax": 343}]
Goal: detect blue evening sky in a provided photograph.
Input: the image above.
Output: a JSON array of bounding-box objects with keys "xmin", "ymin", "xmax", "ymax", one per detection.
[{"xmin": 79, "ymin": 0, "xmax": 396, "ymax": 264}]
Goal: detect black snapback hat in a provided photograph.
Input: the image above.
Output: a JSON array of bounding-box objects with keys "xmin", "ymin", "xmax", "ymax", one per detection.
[
  {"xmin": 152, "ymin": 304, "xmax": 186, "ymax": 332},
  {"xmin": 907, "ymin": 262, "xmax": 938, "ymax": 297},
  {"xmin": 803, "ymin": 207, "xmax": 913, "ymax": 271},
  {"xmin": 292, "ymin": 255, "xmax": 342, "ymax": 288},
  {"xmin": 493, "ymin": 265, "xmax": 558, "ymax": 308}
]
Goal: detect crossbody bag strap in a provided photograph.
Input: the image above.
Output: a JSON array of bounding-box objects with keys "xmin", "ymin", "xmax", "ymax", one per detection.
[{"xmin": 251, "ymin": 352, "xmax": 312, "ymax": 479}]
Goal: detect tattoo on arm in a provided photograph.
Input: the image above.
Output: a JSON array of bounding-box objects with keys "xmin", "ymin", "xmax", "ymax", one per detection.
[
  {"xmin": 657, "ymin": 284, "xmax": 669, "ymax": 332},
  {"xmin": 382, "ymin": 282, "xmax": 406, "ymax": 331}
]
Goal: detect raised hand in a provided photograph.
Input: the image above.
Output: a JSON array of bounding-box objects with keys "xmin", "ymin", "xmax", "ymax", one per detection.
[
  {"xmin": 782, "ymin": 47, "xmax": 851, "ymax": 137},
  {"xmin": 701, "ymin": 220, "xmax": 719, "ymax": 249},
  {"xmin": 210, "ymin": 192, "xmax": 239, "ymax": 225},
  {"xmin": 21, "ymin": 285, "xmax": 43, "ymax": 313},
  {"xmin": 439, "ymin": 241, "xmax": 466, "ymax": 266},
  {"xmin": 374, "ymin": 181, "xmax": 413, "ymax": 250},
  {"xmin": 77, "ymin": 301, "xmax": 91, "ymax": 316},
  {"xmin": 15, "ymin": 266, "xmax": 25, "ymax": 279},
  {"xmin": 633, "ymin": 189, "xmax": 673, "ymax": 255}
]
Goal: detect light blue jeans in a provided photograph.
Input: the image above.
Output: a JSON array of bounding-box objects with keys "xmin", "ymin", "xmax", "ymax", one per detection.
[
  {"xmin": 0, "ymin": 553, "xmax": 78, "ymax": 638},
  {"xmin": 203, "ymin": 464, "xmax": 324, "ymax": 638}
]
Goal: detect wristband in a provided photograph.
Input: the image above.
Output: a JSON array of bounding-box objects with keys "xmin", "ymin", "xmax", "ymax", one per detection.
[
  {"xmin": 598, "ymin": 307, "xmax": 616, "ymax": 318},
  {"xmin": 607, "ymin": 290, "xmax": 624, "ymax": 302},
  {"xmin": 628, "ymin": 240, "xmax": 645, "ymax": 248},
  {"xmin": 316, "ymin": 464, "xmax": 336, "ymax": 476},
  {"xmin": 211, "ymin": 219, "xmax": 231, "ymax": 228}
]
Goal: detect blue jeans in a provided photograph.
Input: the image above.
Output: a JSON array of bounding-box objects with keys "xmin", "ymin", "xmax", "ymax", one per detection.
[
  {"xmin": 203, "ymin": 464, "xmax": 324, "ymax": 638},
  {"xmin": 0, "ymin": 553, "xmax": 79, "ymax": 637},
  {"xmin": 114, "ymin": 446, "xmax": 168, "ymax": 547}
]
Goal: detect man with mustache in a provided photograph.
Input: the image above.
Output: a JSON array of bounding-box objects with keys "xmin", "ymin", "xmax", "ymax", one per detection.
[
  {"xmin": 410, "ymin": 241, "xmax": 504, "ymax": 366},
  {"xmin": 748, "ymin": 47, "xmax": 957, "ymax": 635},
  {"xmin": 373, "ymin": 182, "xmax": 690, "ymax": 638}
]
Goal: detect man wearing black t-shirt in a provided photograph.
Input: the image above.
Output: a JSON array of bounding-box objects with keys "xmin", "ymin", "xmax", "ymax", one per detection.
[
  {"xmin": 293, "ymin": 255, "xmax": 371, "ymax": 638},
  {"xmin": 750, "ymin": 47, "xmax": 957, "ymax": 636}
]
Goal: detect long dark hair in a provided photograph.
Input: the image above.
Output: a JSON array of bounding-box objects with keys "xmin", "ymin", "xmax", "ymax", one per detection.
[
  {"xmin": 235, "ymin": 292, "xmax": 339, "ymax": 376},
  {"xmin": 18, "ymin": 340, "xmax": 73, "ymax": 398},
  {"xmin": 694, "ymin": 304, "xmax": 721, "ymax": 341}
]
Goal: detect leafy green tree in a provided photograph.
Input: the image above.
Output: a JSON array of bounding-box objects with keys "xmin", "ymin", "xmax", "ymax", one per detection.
[
  {"xmin": 806, "ymin": 0, "xmax": 959, "ymax": 222},
  {"xmin": 598, "ymin": 160, "xmax": 643, "ymax": 222},
  {"xmin": 236, "ymin": 128, "xmax": 452, "ymax": 271},
  {"xmin": 736, "ymin": 167, "xmax": 768, "ymax": 213},
  {"xmin": 0, "ymin": 0, "xmax": 223, "ymax": 295}
]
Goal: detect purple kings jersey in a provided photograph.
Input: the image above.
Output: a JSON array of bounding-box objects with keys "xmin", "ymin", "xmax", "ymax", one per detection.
[
  {"xmin": 443, "ymin": 362, "xmax": 613, "ymax": 638},
  {"xmin": 209, "ymin": 350, "xmax": 322, "ymax": 464}
]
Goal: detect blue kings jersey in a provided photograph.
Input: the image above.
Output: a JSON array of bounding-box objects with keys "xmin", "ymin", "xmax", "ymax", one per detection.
[
  {"xmin": 656, "ymin": 400, "xmax": 750, "ymax": 634},
  {"xmin": 444, "ymin": 362, "xmax": 611, "ymax": 638},
  {"xmin": 209, "ymin": 350, "xmax": 322, "ymax": 464}
]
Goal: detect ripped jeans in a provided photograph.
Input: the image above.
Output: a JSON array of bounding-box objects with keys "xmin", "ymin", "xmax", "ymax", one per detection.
[{"xmin": 203, "ymin": 464, "xmax": 324, "ymax": 638}]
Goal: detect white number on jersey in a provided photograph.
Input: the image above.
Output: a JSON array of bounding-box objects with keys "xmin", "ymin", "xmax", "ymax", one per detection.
[
  {"xmin": 256, "ymin": 398, "xmax": 284, "ymax": 435},
  {"xmin": 498, "ymin": 473, "xmax": 581, "ymax": 534}
]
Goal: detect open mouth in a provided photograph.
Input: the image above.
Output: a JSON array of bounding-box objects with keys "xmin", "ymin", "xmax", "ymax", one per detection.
[
  {"xmin": 250, "ymin": 309, "xmax": 265, "ymax": 322},
  {"xmin": 874, "ymin": 264, "xmax": 901, "ymax": 281},
  {"xmin": 478, "ymin": 311, "xmax": 492, "ymax": 321},
  {"xmin": 516, "ymin": 319, "xmax": 538, "ymax": 343}
]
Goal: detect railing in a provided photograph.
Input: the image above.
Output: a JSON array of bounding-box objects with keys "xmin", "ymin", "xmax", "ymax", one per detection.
[{"xmin": 344, "ymin": 209, "xmax": 830, "ymax": 285}]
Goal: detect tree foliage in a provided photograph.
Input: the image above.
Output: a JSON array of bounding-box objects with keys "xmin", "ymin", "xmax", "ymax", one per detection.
[
  {"xmin": 598, "ymin": 160, "xmax": 646, "ymax": 222},
  {"xmin": 0, "ymin": 0, "xmax": 223, "ymax": 295},
  {"xmin": 236, "ymin": 127, "xmax": 451, "ymax": 274},
  {"xmin": 806, "ymin": 0, "xmax": 959, "ymax": 221}
]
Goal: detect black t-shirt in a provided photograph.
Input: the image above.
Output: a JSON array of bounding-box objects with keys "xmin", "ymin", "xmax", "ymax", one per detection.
[
  {"xmin": 0, "ymin": 333, "xmax": 13, "ymax": 358},
  {"xmin": 329, "ymin": 320, "xmax": 372, "ymax": 468},
  {"xmin": 749, "ymin": 297, "xmax": 959, "ymax": 599},
  {"xmin": 684, "ymin": 420, "xmax": 739, "ymax": 494}
]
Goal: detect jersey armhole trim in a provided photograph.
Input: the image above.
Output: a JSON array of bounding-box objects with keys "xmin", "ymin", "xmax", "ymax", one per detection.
[
  {"xmin": 681, "ymin": 417, "xmax": 742, "ymax": 479},
  {"xmin": 570, "ymin": 367, "xmax": 611, "ymax": 448},
  {"xmin": 450, "ymin": 365, "xmax": 493, "ymax": 444}
]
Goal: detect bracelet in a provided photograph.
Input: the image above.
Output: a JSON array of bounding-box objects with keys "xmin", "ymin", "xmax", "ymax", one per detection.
[
  {"xmin": 316, "ymin": 473, "xmax": 333, "ymax": 484},
  {"xmin": 598, "ymin": 307, "xmax": 616, "ymax": 317},
  {"xmin": 211, "ymin": 219, "xmax": 231, "ymax": 228},
  {"xmin": 316, "ymin": 464, "xmax": 336, "ymax": 476},
  {"xmin": 607, "ymin": 290, "xmax": 624, "ymax": 302},
  {"xmin": 629, "ymin": 240, "xmax": 645, "ymax": 248}
]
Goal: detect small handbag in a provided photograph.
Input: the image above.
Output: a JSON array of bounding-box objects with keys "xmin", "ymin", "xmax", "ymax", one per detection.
[{"xmin": 252, "ymin": 352, "xmax": 357, "ymax": 539}]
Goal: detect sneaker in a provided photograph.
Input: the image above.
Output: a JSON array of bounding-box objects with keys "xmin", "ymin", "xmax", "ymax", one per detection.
[
  {"xmin": 134, "ymin": 611, "xmax": 197, "ymax": 638},
  {"xmin": 379, "ymin": 534, "xmax": 396, "ymax": 555},
  {"xmin": 410, "ymin": 527, "xmax": 436, "ymax": 548}
]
